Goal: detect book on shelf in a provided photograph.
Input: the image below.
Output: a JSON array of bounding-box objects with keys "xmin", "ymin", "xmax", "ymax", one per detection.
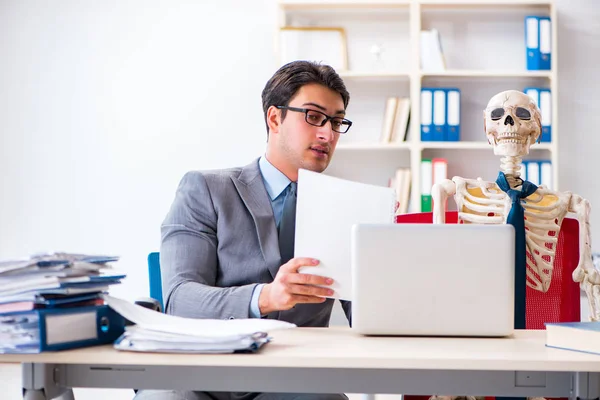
[
  {"xmin": 421, "ymin": 159, "xmax": 433, "ymax": 212},
  {"xmin": 389, "ymin": 168, "xmax": 411, "ymax": 215},
  {"xmin": 380, "ymin": 97, "xmax": 410, "ymax": 143},
  {"xmin": 390, "ymin": 98, "xmax": 411, "ymax": 143},
  {"xmin": 545, "ymin": 321, "xmax": 600, "ymax": 355},
  {"xmin": 380, "ymin": 97, "xmax": 398, "ymax": 143}
]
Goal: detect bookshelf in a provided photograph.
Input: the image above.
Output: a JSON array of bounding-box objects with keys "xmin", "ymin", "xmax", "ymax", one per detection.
[{"xmin": 276, "ymin": 0, "xmax": 558, "ymax": 212}]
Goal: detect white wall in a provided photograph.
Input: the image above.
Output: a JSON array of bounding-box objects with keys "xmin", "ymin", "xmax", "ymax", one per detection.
[
  {"xmin": 0, "ymin": 0, "xmax": 278, "ymax": 302},
  {"xmin": 556, "ymin": 0, "xmax": 600, "ymax": 231}
]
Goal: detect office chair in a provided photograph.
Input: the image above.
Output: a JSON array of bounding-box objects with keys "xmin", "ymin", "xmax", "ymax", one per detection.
[
  {"xmin": 134, "ymin": 252, "xmax": 163, "ymax": 313},
  {"xmin": 397, "ymin": 211, "xmax": 581, "ymax": 400}
]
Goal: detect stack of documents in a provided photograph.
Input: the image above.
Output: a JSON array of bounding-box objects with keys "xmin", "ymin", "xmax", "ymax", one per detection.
[
  {"xmin": 0, "ymin": 252, "xmax": 126, "ymax": 353},
  {"xmin": 105, "ymin": 296, "xmax": 296, "ymax": 354}
]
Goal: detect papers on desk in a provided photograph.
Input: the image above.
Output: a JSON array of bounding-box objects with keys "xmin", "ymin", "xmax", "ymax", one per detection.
[
  {"xmin": 104, "ymin": 295, "xmax": 296, "ymax": 353},
  {"xmin": 295, "ymin": 169, "xmax": 396, "ymax": 300},
  {"xmin": 0, "ymin": 252, "xmax": 126, "ymax": 353}
]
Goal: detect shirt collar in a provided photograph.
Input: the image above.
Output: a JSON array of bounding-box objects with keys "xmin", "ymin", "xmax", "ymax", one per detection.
[{"xmin": 259, "ymin": 155, "xmax": 291, "ymax": 201}]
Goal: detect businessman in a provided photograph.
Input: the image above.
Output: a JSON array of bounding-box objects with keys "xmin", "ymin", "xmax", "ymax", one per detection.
[{"xmin": 135, "ymin": 60, "xmax": 352, "ymax": 400}]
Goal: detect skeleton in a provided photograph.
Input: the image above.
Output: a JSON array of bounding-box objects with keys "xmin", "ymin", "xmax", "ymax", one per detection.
[{"xmin": 432, "ymin": 90, "xmax": 599, "ymax": 322}]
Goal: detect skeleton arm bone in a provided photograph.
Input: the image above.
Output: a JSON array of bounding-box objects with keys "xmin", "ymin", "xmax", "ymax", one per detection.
[
  {"xmin": 569, "ymin": 194, "xmax": 599, "ymax": 321},
  {"xmin": 432, "ymin": 179, "xmax": 456, "ymax": 224}
]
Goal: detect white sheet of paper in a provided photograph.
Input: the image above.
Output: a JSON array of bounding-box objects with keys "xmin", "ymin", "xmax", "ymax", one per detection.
[
  {"xmin": 103, "ymin": 295, "xmax": 296, "ymax": 339},
  {"xmin": 294, "ymin": 170, "xmax": 396, "ymax": 300}
]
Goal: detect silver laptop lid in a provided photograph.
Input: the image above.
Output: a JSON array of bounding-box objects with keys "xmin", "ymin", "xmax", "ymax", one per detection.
[{"xmin": 351, "ymin": 223, "xmax": 515, "ymax": 337}]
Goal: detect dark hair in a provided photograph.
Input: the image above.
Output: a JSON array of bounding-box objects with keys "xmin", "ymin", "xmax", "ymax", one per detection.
[{"xmin": 261, "ymin": 61, "xmax": 350, "ymax": 137}]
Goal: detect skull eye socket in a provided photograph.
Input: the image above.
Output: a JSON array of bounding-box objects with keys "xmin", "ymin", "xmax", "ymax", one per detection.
[
  {"xmin": 515, "ymin": 107, "xmax": 531, "ymax": 120},
  {"xmin": 490, "ymin": 108, "xmax": 505, "ymax": 121}
]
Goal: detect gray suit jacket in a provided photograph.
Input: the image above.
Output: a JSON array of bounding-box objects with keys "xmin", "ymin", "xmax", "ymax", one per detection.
[{"xmin": 160, "ymin": 158, "xmax": 351, "ymax": 326}]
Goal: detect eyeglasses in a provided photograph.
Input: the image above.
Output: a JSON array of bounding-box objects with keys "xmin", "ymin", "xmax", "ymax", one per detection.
[{"xmin": 276, "ymin": 106, "xmax": 352, "ymax": 134}]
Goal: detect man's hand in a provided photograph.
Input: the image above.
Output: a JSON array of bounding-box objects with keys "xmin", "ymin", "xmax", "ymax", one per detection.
[{"xmin": 259, "ymin": 257, "xmax": 334, "ymax": 315}]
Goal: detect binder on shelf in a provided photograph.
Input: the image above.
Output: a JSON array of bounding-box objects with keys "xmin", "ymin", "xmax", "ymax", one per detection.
[
  {"xmin": 432, "ymin": 89, "xmax": 446, "ymax": 141},
  {"xmin": 421, "ymin": 158, "xmax": 433, "ymax": 212},
  {"xmin": 445, "ymin": 88, "xmax": 461, "ymax": 142},
  {"xmin": 524, "ymin": 87, "xmax": 552, "ymax": 143},
  {"xmin": 539, "ymin": 89, "xmax": 552, "ymax": 142},
  {"xmin": 0, "ymin": 304, "xmax": 125, "ymax": 353},
  {"xmin": 525, "ymin": 16, "xmax": 551, "ymax": 71},
  {"xmin": 523, "ymin": 161, "xmax": 540, "ymax": 186},
  {"xmin": 539, "ymin": 17, "xmax": 552, "ymax": 70},
  {"xmin": 540, "ymin": 161, "xmax": 552, "ymax": 189},
  {"xmin": 421, "ymin": 89, "xmax": 434, "ymax": 141}
]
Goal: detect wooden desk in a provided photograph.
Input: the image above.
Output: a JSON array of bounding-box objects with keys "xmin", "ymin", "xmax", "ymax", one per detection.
[{"xmin": 1, "ymin": 328, "xmax": 599, "ymax": 400}]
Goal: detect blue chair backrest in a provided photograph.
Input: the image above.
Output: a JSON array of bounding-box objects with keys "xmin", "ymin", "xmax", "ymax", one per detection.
[{"xmin": 148, "ymin": 252, "xmax": 163, "ymax": 310}]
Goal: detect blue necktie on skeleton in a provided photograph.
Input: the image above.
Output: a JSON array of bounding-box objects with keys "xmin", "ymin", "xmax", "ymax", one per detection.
[
  {"xmin": 495, "ymin": 172, "xmax": 537, "ymax": 400},
  {"xmin": 278, "ymin": 182, "xmax": 297, "ymax": 265},
  {"xmin": 495, "ymin": 172, "xmax": 538, "ymax": 330}
]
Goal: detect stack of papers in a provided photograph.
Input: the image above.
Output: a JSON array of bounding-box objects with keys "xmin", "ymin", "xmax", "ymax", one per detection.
[
  {"xmin": 104, "ymin": 296, "xmax": 296, "ymax": 354},
  {"xmin": 0, "ymin": 252, "xmax": 125, "ymax": 298},
  {"xmin": 0, "ymin": 252, "xmax": 126, "ymax": 353}
]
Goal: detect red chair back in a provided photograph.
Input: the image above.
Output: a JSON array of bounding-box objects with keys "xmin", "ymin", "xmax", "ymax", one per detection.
[{"xmin": 398, "ymin": 211, "xmax": 580, "ymax": 400}]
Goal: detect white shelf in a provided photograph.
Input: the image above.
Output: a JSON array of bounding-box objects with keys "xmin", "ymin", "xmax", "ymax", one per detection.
[
  {"xmin": 336, "ymin": 142, "xmax": 411, "ymax": 150},
  {"xmin": 419, "ymin": 142, "xmax": 553, "ymax": 150},
  {"xmin": 336, "ymin": 142, "xmax": 553, "ymax": 151},
  {"xmin": 277, "ymin": 0, "xmax": 559, "ymax": 202},
  {"xmin": 339, "ymin": 71, "xmax": 410, "ymax": 80},
  {"xmin": 419, "ymin": 0, "xmax": 551, "ymax": 6},
  {"xmin": 280, "ymin": 0, "xmax": 550, "ymax": 8},
  {"xmin": 421, "ymin": 70, "xmax": 553, "ymax": 79},
  {"xmin": 279, "ymin": 0, "xmax": 410, "ymax": 9}
]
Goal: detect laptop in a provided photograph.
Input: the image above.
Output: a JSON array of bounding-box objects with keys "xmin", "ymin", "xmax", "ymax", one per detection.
[{"xmin": 350, "ymin": 223, "xmax": 515, "ymax": 337}]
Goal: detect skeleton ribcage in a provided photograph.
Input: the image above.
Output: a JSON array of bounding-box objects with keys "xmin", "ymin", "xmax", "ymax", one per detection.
[{"xmin": 453, "ymin": 177, "xmax": 569, "ymax": 293}]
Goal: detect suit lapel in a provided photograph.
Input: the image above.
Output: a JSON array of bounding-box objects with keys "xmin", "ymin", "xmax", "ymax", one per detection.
[{"xmin": 232, "ymin": 159, "xmax": 281, "ymax": 279}]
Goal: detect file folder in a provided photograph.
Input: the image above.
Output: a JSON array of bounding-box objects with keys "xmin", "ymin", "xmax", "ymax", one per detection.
[
  {"xmin": 446, "ymin": 88, "xmax": 460, "ymax": 141},
  {"xmin": 539, "ymin": 89, "xmax": 552, "ymax": 142},
  {"xmin": 524, "ymin": 87, "xmax": 551, "ymax": 143},
  {"xmin": 525, "ymin": 16, "xmax": 540, "ymax": 70},
  {"xmin": 0, "ymin": 304, "xmax": 125, "ymax": 353},
  {"xmin": 525, "ymin": 161, "xmax": 540, "ymax": 186},
  {"xmin": 525, "ymin": 16, "xmax": 551, "ymax": 71},
  {"xmin": 525, "ymin": 87, "xmax": 538, "ymax": 105},
  {"xmin": 539, "ymin": 17, "xmax": 552, "ymax": 70},
  {"xmin": 540, "ymin": 160, "xmax": 552, "ymax": 189},
  {"xmin": 432, "ymin": 89, "xmax": 446, "ymax": 141},
  {"xmin": 421, "ymin": 89, "xmax": 434, "ymax": 141}
]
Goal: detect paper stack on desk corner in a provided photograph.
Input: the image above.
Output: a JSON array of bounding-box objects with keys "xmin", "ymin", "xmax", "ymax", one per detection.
[{"xmin": 103, "ymin": 295, "xmax": 296, "ymax": 354}]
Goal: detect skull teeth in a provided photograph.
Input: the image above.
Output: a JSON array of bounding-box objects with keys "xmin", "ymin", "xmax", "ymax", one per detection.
[
  {"xmin": 497, "ymin": 133, "xmax": 526, "ymax": 144},
  {"xmin": 498, "ymin": 138, "xmax": 526, "ymax": 144}
]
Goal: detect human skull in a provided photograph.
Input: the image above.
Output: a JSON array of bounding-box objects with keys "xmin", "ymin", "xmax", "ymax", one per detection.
[{"xmin": 483, "ymin": 90, "xmax": 541, "ymax": 157}]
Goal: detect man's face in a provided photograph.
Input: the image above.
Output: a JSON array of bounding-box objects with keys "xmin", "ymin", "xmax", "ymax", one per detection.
[{"xmin": 268, "ymin": 83, "xmax": 346, "ymax": 178}]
